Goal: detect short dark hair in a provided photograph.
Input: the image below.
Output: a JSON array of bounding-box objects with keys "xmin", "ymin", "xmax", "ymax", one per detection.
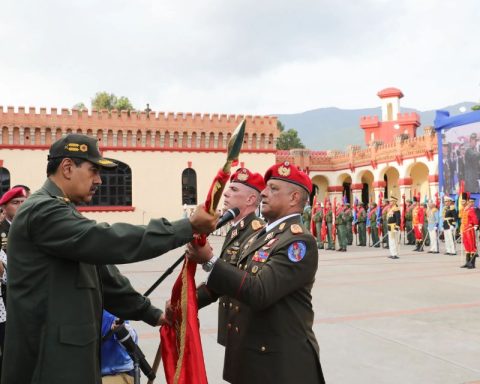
[{"xmin": 47, "ymin": 157, "xmax": 87, "ymax": 177}]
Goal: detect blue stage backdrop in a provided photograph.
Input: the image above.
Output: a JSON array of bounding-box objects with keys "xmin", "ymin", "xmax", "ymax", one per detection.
[{"xmin": 435, "ymin": 109, "xmax": 480, "ymax": 198}]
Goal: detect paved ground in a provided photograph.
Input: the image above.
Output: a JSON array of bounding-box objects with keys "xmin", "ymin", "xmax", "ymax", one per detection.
[{"xmin": 119, "ymin": 236, "xmax": 480, "ymax": 384}]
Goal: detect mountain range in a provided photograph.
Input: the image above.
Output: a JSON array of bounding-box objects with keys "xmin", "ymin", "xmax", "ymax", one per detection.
[{"xmin": 276, "ymin": 102, "xmax": 477, "ymax": 151}]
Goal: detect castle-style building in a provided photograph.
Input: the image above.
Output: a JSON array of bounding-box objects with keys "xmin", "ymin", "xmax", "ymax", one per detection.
[{"xmin": 0, "ymin": 87, "xmax": 438, "ymax": 223}]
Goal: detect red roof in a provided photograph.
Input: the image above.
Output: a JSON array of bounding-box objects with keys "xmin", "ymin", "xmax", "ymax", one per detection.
[{"xmin": 377, "ymin": 87, "xmax": 404, "ymax": 99}]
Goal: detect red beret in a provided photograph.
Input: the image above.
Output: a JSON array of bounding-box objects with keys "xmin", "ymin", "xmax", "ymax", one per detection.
[
  {"xmin": 0, "ymin": 187, "xmax": 27, "ymax": 205},
  {"xmin": 264, "ymin": 162, "xmax": 312, "ymax": 194},
  {"xmin": 230, "ymin": 168, "xmax": 266, "ymax": 193}
]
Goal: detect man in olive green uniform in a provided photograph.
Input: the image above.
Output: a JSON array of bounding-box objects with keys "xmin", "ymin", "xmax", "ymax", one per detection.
[
  {"xmin": 405, "ymin": 200, "xmax": 415, "ymax": 245},
  {"xmin": 357, "ymin": 202, "xmax": 367, "ymax": 246},
  {"xmin": 302, "ymin": 202, "xmax": 312, "ymax": 231},
  {"xmin": 344, "ymin": 203, "xmax": 354, "ymax": 245},
  {"xmin": 187, "ymin": 161, "xmax": 325, "ymax": 384},
  {"xmin": 197, "ymin": 168, "xmax": 265, "ymax": 347},
  {"xmin": 422, "ymin": 203, "xmax": 430, "ymax": 248},
  {"xmin": 313, "ymin": 202, "xmax": 324, "ymax": 249},
  {"xmin": 336, "ymin": 203, "xmax": 347, "ymax": 252},
  {"xmin": 1, "ymin": 134, "xmax": 216, "ymax": 384},
  {"xmin": 325, "ymin": 201, "xmax": 335, "ymax": 250},
  {"xmin": 369, "ymin": 202, "xmax": 380, "ymax": 247}
]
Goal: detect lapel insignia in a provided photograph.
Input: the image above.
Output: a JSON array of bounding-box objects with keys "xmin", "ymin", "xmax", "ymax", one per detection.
[
  {"xmin": 279, "ymin": 223, "xmax": 286, "ymax": 231},
  {"xmin": 265, "ymin": 232, "xmax": 274, "ymax": 241},
  {"xmin": 252, "ymin": 265, "xmax": 259, "ymax": 274},
  {"xmin": 291, "ymin": 224, "xmax": 304, "ymax": 234},
  {"xmin": 252, "ymin": 220, "xmax": 263, "ymax": 231},
  {"xmin": 266, "ymin": 238, "xmax": 278, "ymax": 247},
  {"xmin": 231, "ymin": 229, "xmax": 238, "ymax": 239},
  {"xmin": 240, "ymin": 220, "xmax": 245, "ymax": 229},
  {"xmin": 233, "ymin": 241, "xmax": 240, "ymax": 247},
  {"xmin": 243, "ymin": 236, "xmax": 255, "ymax": 250}
]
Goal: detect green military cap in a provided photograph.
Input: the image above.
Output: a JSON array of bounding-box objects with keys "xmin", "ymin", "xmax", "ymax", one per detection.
[{"xmin": 48, "ymin": 134, "xmax": 117, "ymax": 168}]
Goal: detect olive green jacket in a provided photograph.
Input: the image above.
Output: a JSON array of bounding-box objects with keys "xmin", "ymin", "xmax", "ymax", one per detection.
[
  {"xmin": 2, "ymin": 179, "xmax": 193, "ymax": 384},
  {"xmin": 207, "ymin": 215, "xmax": 324, "ymax": 384},
  {"xmin": 197, "ymin": 212, "xmax": 264, "ymax": 346}
]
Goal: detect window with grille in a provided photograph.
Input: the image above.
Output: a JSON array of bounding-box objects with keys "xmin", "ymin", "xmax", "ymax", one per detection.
[
  {"xmin": 89, "ymin": 160, "xmax": 132, "ymax": 206},
  {"xmin": 182, "ymin": 168, "xmax": 197, "ymax": 205}
]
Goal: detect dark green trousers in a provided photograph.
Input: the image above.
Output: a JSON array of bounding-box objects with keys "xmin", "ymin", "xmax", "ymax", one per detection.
[{"xmin": 358, "ymin": 222, "xmax": 366, "ymax": 245}]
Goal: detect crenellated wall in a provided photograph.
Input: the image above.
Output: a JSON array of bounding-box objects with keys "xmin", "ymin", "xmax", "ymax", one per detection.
[{"xmin": 0, "ymin": 106, "xmax": 278, "ymax": 151}]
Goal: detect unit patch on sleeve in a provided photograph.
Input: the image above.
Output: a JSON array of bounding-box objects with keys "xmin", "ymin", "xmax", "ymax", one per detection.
[{"xmin": 287, "ymin": 241, "xmax": 307, "ymax": 262}]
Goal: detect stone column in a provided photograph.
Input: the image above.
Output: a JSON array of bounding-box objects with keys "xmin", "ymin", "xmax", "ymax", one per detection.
[
  {"xmin": 372, "ymin": 180, "xmax": 386, "ymax": 204},
  {"xmin": 327, "ymin": 186, "xmax": 344, "ymax": 203},
  {"xmin": 428, "ymin": 175, "xmax": 439, "ymax": 201},
  {"xmin": 350, "ymin": 183, "xmax": 363, "ymax": 204},
  {"xmin": 398, "ymin": 177, "xmax": 413, "ymax": 201}
]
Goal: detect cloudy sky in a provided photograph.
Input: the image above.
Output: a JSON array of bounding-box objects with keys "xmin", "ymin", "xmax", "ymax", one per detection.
[{"xmin": 0, "ymin": 0, "xmax": 479, "ymax": 115}]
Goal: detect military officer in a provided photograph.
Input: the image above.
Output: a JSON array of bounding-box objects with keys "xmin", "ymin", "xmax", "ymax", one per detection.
[
  {"xmin": 187, "ymin": 161, "xmax": 325, "ymax": 384},
  {"xmin": 357, "ymin": 202, "xmax": 367, "ymax": 246},
  {"xmin": 313, "ymin": 201, "xmax": 324, "ymax": 249},
  {"xmin": 381, "ymin": 199, "xmax": 390, "ymax": 248},
  {"xmin": 442, "ymin": 196, "xmax": 458, "ymax": 255},
  {"xmin": 335, "ymin": 202, "xmax": 347, "ymax": 252},
  {"xmin": 344, "ymin": 203, "xmax": 354, "ymax": 245},
  {"xmin": 302, "ymin": 201, "xmax": 312, "ymax": 230},
  {"xmin": 422, "ymin": 203, "xmax": 431, "ymax": 248},
  {"xmin": 412, "ymin": 197, "xmax": 425, "ymax": 251},
  {"xmin": 1, "ymin": 134, "xmax": 216, "ymax": 384},
  {"xmin": 369, "ymin": 202, "xmax": 380, "ymax": 247},
  {"xmin": 386, "ymin": 196, "xmax": 401, "ymax": 259},
  {"xmin": 196, "ymin": 168, "xmax": 265, "ymax": 347},
  {"xmin": 460, "ymin": 196, "xmax": 478, "ymax": 268},
  {"xmin": 325, "ymin": 200, "xmax": 335, "ymax": 250},
  {"xmin": 0, "ymin": 186, "xmax": 28, "ymax": 252},
  {"xmin": 405, "ymin": 199, "xmax": 415, "ymax": 245}
]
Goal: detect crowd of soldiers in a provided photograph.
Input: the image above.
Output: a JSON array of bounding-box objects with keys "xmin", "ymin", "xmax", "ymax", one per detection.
[{"xmin": 301, "ymin": 193, "xmax": 478, "ymax": 267}]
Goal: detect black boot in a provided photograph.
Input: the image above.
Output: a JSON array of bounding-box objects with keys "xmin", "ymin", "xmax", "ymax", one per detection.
[
  {"xmin": 468, "ymin": 254, "xmax": 477, "ymax": 269},
  {"xmin": 461, "ymin": 253, "xmax": 471, "ymax": 268},
  {"xmin": 413, "ymin": 241, "xmax": 420, "ymax": 251},
  {"xmin": 417, "ymin": 241, "xmax": 424, "ymax": 252}
]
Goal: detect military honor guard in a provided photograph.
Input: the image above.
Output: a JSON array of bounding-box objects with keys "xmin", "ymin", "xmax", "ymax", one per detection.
[
  {"xmin": 335, "ymin": 202, "xmax": 347, "ymax": 252},
  {"xmin": 442, "ymin": 196, "xmax": 458, "ymax": 255},
  {"xmin": 381, "ymin": 199, "xmax": 390, "ymax": 248},
  {"xmin": 405, "ymin": 199, "xmax": 415, "ymax": 245},
  {"xmin": 368, "ymin": 202, "xmax": 380, "ymax": 247},
  {"xmin": 0, "ymin": 186, "xmax": 28, "ymax": 252},
  {"xmin": 187, "ymin": 161, "xmax": 325, "ymax": 384},
  {"xmin": 426, "ymin": 200, "xmax": 440, "ymax": 254},
  {"xmin": 412, "ymin": 197, "xmax": 425, "ymax": 251},
  {"xmin": 357, "ymin": 202, "xmax": 367, "ymax": 246},
  {"xmin": 313, "ymin": 201, "xmax": 324, "ymax": 249},
  {"xmin": 344, "ymin": 203, "xmax": 354, "ymax": 245},
  {"xmin": 460, "ymin": 195, "xmax": 478, "ymax": 269},
  {"xmin": 325, "ymin": 201, "xmax": 335, "ymax": 250},
  {"xmin": 386, "ymin": 196, "xmax": 401, "ymax": 259},
  {"xmin": 196, "ymin": 168, "xmax": 265, "ymax": 347}
]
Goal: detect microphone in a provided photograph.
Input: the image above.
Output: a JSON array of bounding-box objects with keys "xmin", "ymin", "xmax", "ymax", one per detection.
[
  {"xmin": 216, "ymin": 207, "xmax": 240, "ymax": 229},
  {"xmin": 113, "ymin": 323, "xmax": 155, "ymax": 380}
]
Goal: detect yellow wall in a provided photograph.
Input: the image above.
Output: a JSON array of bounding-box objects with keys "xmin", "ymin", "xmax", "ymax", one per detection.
[{"xmin": 0, "ymin": 148, "xmax": 275, "ymax": 224}]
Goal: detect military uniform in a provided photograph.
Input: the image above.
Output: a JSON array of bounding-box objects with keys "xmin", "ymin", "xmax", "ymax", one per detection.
[
  {"xmin": 344, "ymin": 206, "xmax": 353, "ymax": 245},
  {"xmin": 325, "ymin": 207, "xmax": 335, "ymax": 250},
  {"xmin": 381, "ymin": 202, "xmax": 390, "ymax": 248},
  {"xmin": 386, "ymin": 200, "xmax": 401, "ymax": 259},
  {"xmin": 460, "ymin": 200, "xmax": 478, "ymax": 268},
  {"xmin": 335, "ymin": 206, "xmax": 347, "ymax": 251},
  {"xmin": 302, "ymin": 204, "xmax": 312, "ymax": 230},
  {"xmin": 313, "ymin": 208, "xmax": 324, "ymax": 249},
  {"xmin": 2, "ymin": 179, "xmax": 194, "ymax": 384},
  {"xmin": 357, "ymin": 204, "xmax": 367, "ymax": 246},
  {"xmin": 369, "ymin": 206, "xmax": 380, "ymax": 247},
  {"xmin": 442, "ymin": 200, "xmax": 458, "ymax": 255},
  {"xmin": 206, "ymin": 215, "xmax": 325, "ymax": 384},
  {"xmin": 405, "ymin": 202, "xmax": 415, "ymax": 245},
  {"xmin": 412, "ymin": 202, "xmax": 425, "ymax": 251},
  {"xmin": 197, "ymin": 212, "xmax": 264, "ymax": 346}
]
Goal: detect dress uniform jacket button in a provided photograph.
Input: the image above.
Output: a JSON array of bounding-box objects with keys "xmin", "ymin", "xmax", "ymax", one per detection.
[
  {"xmin": 227, "ymin": 323, "xmax": 232, "ymax": 329},
  {"xmin": 260, "ymin": 346, "xmax": 266, "ymax": 352},
  {"xmin": 235, "ymin": 305, "xmax": 239, "ymax": 312},
  {"xmin": 235, "ymin": 326, "xmax": 239, "ymax": 333},
  {"xmin": 229, "ymin": 303, "xmax": 233, "ymax": 309},
  {"xmin": 239, "ymin": 263, "xmax": 243, "ymax": 269},
  {"xmin": 222, "ymin": 302, "xmax": 226, "ymax": 308}
]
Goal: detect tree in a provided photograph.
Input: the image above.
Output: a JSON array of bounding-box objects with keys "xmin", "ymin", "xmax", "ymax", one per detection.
[
  {"xmin": 276, "ymin": 128, "xmax": 305, "ymax": 150},
  {"xmin": 91, "ymin": 92, "xmax": 134, "ymax": 111},
  {"xmin": 72, "ymin": 102, "xmax": 87, "ymax": 111},
  {"xmin": 277, "ymin": 120, "xmax": 285, "ymax": 132}
]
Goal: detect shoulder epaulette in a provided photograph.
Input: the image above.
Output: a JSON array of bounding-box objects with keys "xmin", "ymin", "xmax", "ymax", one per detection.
[{"xmin": 54, "ymin": 196, "xmax": 70, "ymax": 204}]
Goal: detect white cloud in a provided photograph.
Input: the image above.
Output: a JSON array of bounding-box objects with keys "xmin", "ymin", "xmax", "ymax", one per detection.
[{"xmin": 0, "ymin": 0, "xmax": 478, "ymax": 114}]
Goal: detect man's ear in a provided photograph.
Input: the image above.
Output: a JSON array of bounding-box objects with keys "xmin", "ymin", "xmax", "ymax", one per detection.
[{"xmin": 60, "ymin": 158, "xmax": 75, "ymax": 180}]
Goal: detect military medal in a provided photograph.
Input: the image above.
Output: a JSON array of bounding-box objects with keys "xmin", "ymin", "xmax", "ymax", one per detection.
[{"xmin": 252, "ymin": 265, "xmax": 259, "ymax": 274}]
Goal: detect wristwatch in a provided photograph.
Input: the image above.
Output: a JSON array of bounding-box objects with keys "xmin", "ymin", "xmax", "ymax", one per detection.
[{"xmin": 202, "ymin": 256, "xmax": 218, "ymax": 272}]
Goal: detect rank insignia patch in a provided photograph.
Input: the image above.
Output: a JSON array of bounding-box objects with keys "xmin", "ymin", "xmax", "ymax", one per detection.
[
  {"xmin": 288, "ymin": 241, "xmax": 307, "ymax": 263},
  {"xmin": 290, "ymin": 224, "xmax": 303, "ymax": 234}
]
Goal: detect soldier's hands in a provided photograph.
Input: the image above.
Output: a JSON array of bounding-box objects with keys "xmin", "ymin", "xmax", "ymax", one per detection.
[
  {"xmin": 189, "ymin": 206, "xmax": 218, "ymax": 235},
  {"xmin": 185, "ymin": 241, "xmax": 214, "ymax": 264},
  {"xmin": 164, "ymin": 299, "xmax": 174, "ymax": 324},
  {"xmin": 157, "ymin": 312, "xmax": 171, "ymax": 327}
]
